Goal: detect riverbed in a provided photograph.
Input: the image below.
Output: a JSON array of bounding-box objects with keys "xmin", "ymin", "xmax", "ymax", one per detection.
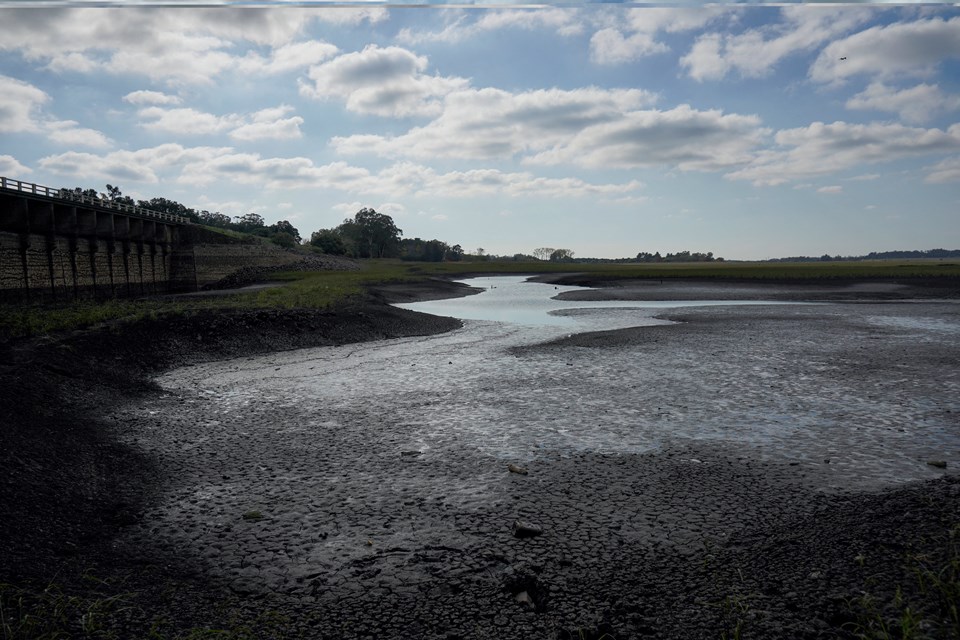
[{"xmin": 109, "ymin": 276, "xmax": 959, "ymax": 638}]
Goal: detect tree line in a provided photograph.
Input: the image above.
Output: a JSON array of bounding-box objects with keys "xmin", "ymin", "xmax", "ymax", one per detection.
[
  {"xmin": 766, "ymin": 249, "xmax": 960, "ymax": 262},
  {"xmin": 60, "ymin": 185, "xmax": 304, "ymax": 248}
]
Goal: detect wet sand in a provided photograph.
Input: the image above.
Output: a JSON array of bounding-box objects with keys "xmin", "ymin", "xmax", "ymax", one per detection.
[{"xmin": 1, "ymin": 278, "xmax": 958, "ymax": 639}]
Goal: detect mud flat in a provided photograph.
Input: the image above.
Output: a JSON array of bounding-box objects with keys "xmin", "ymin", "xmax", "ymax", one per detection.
[{"xmin": 1, "ymin": 278, "xmax": 958, "ymax": 639}]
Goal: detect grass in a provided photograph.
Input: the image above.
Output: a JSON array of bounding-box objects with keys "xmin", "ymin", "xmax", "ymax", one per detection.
[
  {"xmin": 0, "ymin": 574, "xmax": 131, "ymax": 640},
  {"xmin": 0, "ymin": 576, "xmax": 304, "ymax": 640},
  {"xmin": 846, "ymin": 524, "xmax": 960, "ymax": 639},
  {"xmin": 2, "ymin": 258, "xmax": 958, "ymax": 341}
]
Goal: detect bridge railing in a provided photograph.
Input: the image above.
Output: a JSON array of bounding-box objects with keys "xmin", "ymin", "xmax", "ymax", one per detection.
[{"xmin": 0, "ymin": 176, "xmax": 192, "ymax": 224}]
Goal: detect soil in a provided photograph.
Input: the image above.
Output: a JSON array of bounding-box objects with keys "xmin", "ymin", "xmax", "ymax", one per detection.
[{"xmin": 1, "ymin": 276, "xmax": 958, "ymax": 640}]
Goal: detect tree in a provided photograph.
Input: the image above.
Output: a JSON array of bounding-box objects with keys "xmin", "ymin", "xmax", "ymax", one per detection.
[
  {"xmin": 270, "ymin": 232, "xmax": 298, "ymax": 248},
  {"xmin": 273, "ymin": 220, "xmax": 301, "ymax": 244},
  {"xmin": 198, "ymin": 210, "xmax": 232, "ymax": 227},
  {"xmin": 103, "ymin": 184, "xmax": 134, "ymax": 205},
  {"xmin": 338, "ymin": 208, "xmax": 402, "ymax": 258},
  {"xmin": 533, "ymin": 247, "xmax": 555, "ymax": 261},
  {"xmin": 549, "ymin": 248, "xmax": 575, "ymax": 262},
  {"xmin": 234, "ymin": 213, "xmax": 265, "ymax": 232},
  {"xmin": 310, "ymin": 229, "xmax": 347, "ymax": 255},
  {"xmin": 447, "ymin": 244, "xmax": 464, "ymax": 261}
]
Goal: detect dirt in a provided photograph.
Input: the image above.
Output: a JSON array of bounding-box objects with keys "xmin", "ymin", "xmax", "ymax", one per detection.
[{"xmin": 1, "ymin": 277, "xmax": 958, "ymax": 639}]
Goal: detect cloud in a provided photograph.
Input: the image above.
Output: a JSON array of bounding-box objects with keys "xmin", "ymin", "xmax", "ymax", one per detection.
[
  {"xmin": 925, "ymin": 156, "xmax": 960, "ymax": 184},
  {"xmin": 38, "ymin": 144, "xmax": 233, "ymax": 183},
  {"xmin": 37, "ymin": 142, "xmax": 644, "ymax": 201},
  {"xmin": 817, "ymin": 185, "xmax": 843, "ymax": 194},
  {"xmin": 397, "ymin": 8, "xmax": 581, "ymax": 45},
  {"xmin": 845, "ymin": 82, "xmax": 960, "ymax": 124},
  {"xmin": 123, "ymin": 90, "xmax": 182, "ymax": 106},
  {"xmin": 229, "ymin": 110, "xmax": 304, "ymax": 142},
  {"xmin": 300, "ymin": 45, "xmax": 469, "ymax": 118},
  {"xmin": 135, "ymin": 104, "xmax": 303, "ymax": 141},
  {"xmin": 591, "ymin": 8, "xmax": 726, "ymax": 65},
  {"xmin": 0, "ymin": 155, "xmax": 31, "ymax": 175},
  {"xmin": 237, "ymin": 40, "xmax": 339, "ymax": 75},
  {"xmin": 590, "ymin": 28, "xmax": 668, "ymax": 64},
  {"xmin": 0, "ymin": 74, "xmax": 48, "ymax": 133},
  {"xmin": 726, "ymin": 121, "xmax": 960, "ymax": 186},
  {"xmin": 682, "ymin": 7, "xmax": 871, "ymax": 81},
  {"xmin": 333, "ymin": 86, "xmax": 661, "ymax": 162},
  {"xmin": 525, "ymin": 105, "xmax": 766, "ymax": 171},
  {"xmin": 810, "ymin": 16, "xmax": 960, "ymax": 85},
  {"xmin": 138, "ymin": 107, "xmax": 242, "ymax": 136},
  {"xmin": 0, "ymin": 8, "xmax": 383, "ymax": 85},
  {"xmin": 0, "ymin": 74, "xmax": 112, "ymax": 148},
  {"xmin": 45, "ymin": 120, "xmax": 112, "ymax": 148}
]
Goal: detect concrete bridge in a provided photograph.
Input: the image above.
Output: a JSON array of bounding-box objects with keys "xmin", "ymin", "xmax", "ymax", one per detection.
[{"xmin": 1, "ymin": 176, "xmax": 303, "ymax": 302}]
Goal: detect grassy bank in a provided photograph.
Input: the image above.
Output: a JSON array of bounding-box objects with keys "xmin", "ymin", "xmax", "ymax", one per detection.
[{"xmin": 2, "ymin": 259, "xmax": 958, "ymax": 340}]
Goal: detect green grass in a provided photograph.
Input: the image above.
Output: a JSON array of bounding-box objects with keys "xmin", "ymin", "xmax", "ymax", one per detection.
[
  {"xmin": 846, "ymin": 524, "xmax": 960, "ymax": 639},
  {"xmin": 2, "ymin": 258, "xmax": 958, "ymax": 341}
]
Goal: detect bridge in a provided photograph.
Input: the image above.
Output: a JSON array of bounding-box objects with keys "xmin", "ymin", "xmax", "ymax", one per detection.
[
  {"xmin": 0, "ymin": 176, "xmax": 303, "ymax": 303},
  {"xmin": 0, "ymin": 176, "xmax": 196, "ymax": 301}
]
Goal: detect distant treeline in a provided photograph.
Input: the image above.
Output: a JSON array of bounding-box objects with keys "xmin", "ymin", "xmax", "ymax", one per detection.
[{"xmin": 765, "ymin": 249, "xmax": 960, "ymax": 263}]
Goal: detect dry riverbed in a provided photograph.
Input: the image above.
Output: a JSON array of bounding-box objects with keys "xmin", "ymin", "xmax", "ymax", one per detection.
[{"xmin": 1, "ymin": 278, "xmax": 958, "ymax": 639}]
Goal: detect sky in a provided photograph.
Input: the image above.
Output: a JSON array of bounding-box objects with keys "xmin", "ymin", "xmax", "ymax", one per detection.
[{"xmin": 1, "ymin": 5, "xmax": 959, "ymax": 261}]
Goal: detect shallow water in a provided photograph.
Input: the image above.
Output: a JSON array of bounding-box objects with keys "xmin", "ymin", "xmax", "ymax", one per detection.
[
  {"xmin": 155, "ymin": 277, "xmax": 958, "ymax": 492},
  {"xmin": 394, "ymin": 275, "xmax": 793, "ymax": 327}
]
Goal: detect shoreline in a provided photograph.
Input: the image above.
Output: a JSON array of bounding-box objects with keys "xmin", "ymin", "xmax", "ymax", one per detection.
[{"xmin": 2, "ymin": 275, "xmax": 958, "ymax": 639}]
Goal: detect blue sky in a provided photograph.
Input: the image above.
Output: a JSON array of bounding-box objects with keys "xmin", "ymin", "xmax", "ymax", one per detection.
[{"xmin": 1, "ymin": 5, "xmax": 958, "ymax": 260}]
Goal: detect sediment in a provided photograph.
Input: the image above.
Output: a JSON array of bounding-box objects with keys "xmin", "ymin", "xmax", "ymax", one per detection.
[{"xmin": 1, "ymin": 277, "xmax": 958, "ymax": 639}]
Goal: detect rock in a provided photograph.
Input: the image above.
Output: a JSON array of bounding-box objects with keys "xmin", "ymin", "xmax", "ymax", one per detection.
[
  {"xmin": 515, "ymin": 590, "xmax": 534, "ymax": 608},
  {"xmin": 508, "ymin": 463, "xmax": 528, "ymax": 475},
  {"xmin": 927, "ymin": 460, "xmax": 947, "ymax": 468},
  {"xmin": 513, "ymin": 520, "xmax": 543, "ymax": 538}
]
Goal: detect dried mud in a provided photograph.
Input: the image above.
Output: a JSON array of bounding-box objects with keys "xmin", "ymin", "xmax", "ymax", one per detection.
[{"xmin": 1, "ymin": 278, "xmax": 959, "ymax": 640}]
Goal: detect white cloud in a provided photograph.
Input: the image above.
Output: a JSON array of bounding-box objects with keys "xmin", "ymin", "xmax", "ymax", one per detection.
[
  {"xmin": 135, "ymin": 104, "xmax": 303, "ymax": 141},
  {"xmin": 0, "ymin": 8, "xmax": 383, "ymax": 85},
  {"xmin": 378, "ymin": 202, "xmax": 407, "ymax": 216},
  {"xmin": 332, "ymin": 86, "xmax": 660, "ymax": 162},
  {"xmin": 432, "ymin": 214, "xmax": 448, "ymax": 221},
  {"xmin": 845, "ymin": 82, "xmax": 960, "ymax": 125},
  {"xmin": 726, "ymin": 121, "xmax": 960, "ymax": 186},
  {"xmin": 682, "ymin": 7, "xmax": 871, "ymax": 81},
  {"xmin": 398, "ymin": 8, "xmax": 581, "ymax": 45},
  {"xmin": 0, "ymin": 155, "xmax": 31, "ymax": 175},
  {"xmin": 138, "ymin": 107, "xmax": 242, "ymax": 135},
  {"xmin": 123, "ymin": 90, "xmax": 182, "ymax": 106},
  {"xmin": 817, "ymin": 185, "xmax": 843, "ymax": 194},
  {"xmin": 0, "ymin": 74, "xmax": 48, "ymax": 133},
  {"xmin": 38, "ymin": 143, "xmax": 644, "ymax": 200},
  {"xmin": 810, "ymin": 16, "xmax": 960, "ymax": 85},
  {"xmin": 590, "ymin": 28, "xmax": 668, "ymax": 64},
  {"xmin": 925, "ymin": 156, "xmax": 960, "ymax": 184},
  {"xmin": 237, "ymin": 40, "xmax": 339, "ymax": 75},
  {"xmin": 229, "ymin": 106, "xmax": 303, "ymax": 141},
  {"xmin": 45, "ymin": 120, "xmax": 112, "ymax": 148},
  {"xmin": 37, "ymin": 144, "xmax": 233, "ymax": 183},
  {"xmin": 591, "ymin": 8, "xmax": 726, "ymax": 65},
  {"xmin": 0, "ymin": 75, "xmax": 111, "ymax": 147},
  {"xmin": 300, "ymin": 45, "xmax": 469, "ymax": 118},
  {"xmin": 524, "ymin": 105, "xmax": 766, "ymax": 171}
]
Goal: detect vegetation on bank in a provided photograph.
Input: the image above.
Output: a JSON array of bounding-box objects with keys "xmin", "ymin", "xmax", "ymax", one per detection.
[{"xmin": 1, "ymin": 258, "xmax": 958, "ymax": 341}]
